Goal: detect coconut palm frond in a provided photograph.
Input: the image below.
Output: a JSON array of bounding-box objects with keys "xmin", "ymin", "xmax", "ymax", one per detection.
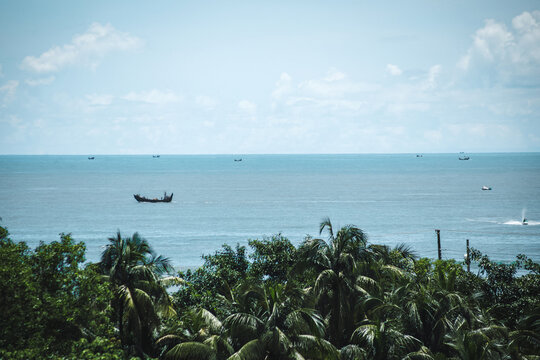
[
  {"xmin": 227, "ymin": 339, "xmax": 264, "ymax": 360},
  {"xmin": 196, "ymin": 308, "xmax": 224, "ymax": 334},
  {"xmin": 351, "ymin": 323, "xmax": 377, "ymax": 347},
  {"xmin": 295, "ymin": 334, "xmax": 339, "ymax": 360},
  {"xmin": 319, "ymin": 217, "xmax": 334, "ymax": 239},
  {"xmin": 339, "ymin": 344, "xmax": 367, "ymax": 360},
  {"xmin": 225, "ymin": 312, "xmax": 264, "ymax": 336},
  {"xmin": 381, "ymin": 264, "xmax": 406, "ymax": 280},
  {"xmin": 402, "ymin": 346, "xmax": 435, "ymax": 360},
  {"xmin": 155, "ymin": 334, "xmax": 183, "ymax": 348},
  {"xmin": 160, "ymin": 275, "xmax": 186, "ymax": 287},
  {"xmin": 164, "ymin": 342, "xmax": 216, "ymax": 360},
  {"xmin": 203, "ymin": 334, "xmax": 234, "ymax": 356}
]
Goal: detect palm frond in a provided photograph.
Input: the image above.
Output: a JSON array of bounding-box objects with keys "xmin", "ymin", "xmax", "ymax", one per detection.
[
  {"xmin": 402, "ymin": 346, "xmax": 435, "ymax": 360},
  {"xmin": 339, "ymin": 344, "xmax": 367, "ymax": 360},
  {"xmin": 164, "ymin": 342, "xmax": 216, "ymax": 360},
  {"xmin": 160, "ymin": 275, "xmax": 186, "ymax": 287},
  {"xmin": 224, "ymin": 312, "xmax": 264, "ymax": 338},
  {"xmin": 351, "ymin": 323, "xmax": 377, "ymax": 347},
  {"xmin": 155, "ymin": 334, "xmax": 183, "ymax": 348},
  {"xmin": 203, "ymin": 335, "xmax": 234, "ymax": 356},
  {"xmin": 319, "ymin": 217, "xmax": 334, "ymax": 239},
  {"xmin": 196, "ymin": 308, "xmax": 224, "ymax": 334},
  {"xmin": 295, "ymin": 334, "xmax": 339, "ymax": 360},
  {"xmin": 227, "ymin": 339, "xmax": 264, "ymax": 360}
]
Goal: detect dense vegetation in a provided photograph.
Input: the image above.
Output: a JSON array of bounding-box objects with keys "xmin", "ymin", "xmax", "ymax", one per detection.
[{"xmin": 0, "ymin": 219, "xmax": 538, "ymax": 359}]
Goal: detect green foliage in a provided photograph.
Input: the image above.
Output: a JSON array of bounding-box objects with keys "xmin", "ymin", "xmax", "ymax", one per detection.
[
  {"xmin": 174, "ymin": 243, "xmax": 249, "ymax": 316},
  {"xmin": 0, "ymin": 226, "xmax": 120, "ymax": 359},
  {"xmin": 202, "ymin": 243, "xmax": 249, "ymax": 287},
  {"xmin": 2, "ymin": 219, "xmax": 539, "ymax": 360},
  {"xmin": 248, "ymin": 234, "xmax": 297, "ymax": 283},
  {"xmin": 471, "ymin": 248, "xmax": 540, "ymax": 327},
  {"xmin": 0, "ymin": 230, "xmax": 38, "ymax": 352},
  {"xmin": 413, "ymin": 257, "xmax": 432, "ymax": 282},
  {"xmin": 99, "ymin": 231, "xmax": 177, "ymax": 358}
]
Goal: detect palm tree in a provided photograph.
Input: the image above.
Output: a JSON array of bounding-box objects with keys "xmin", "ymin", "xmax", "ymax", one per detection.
[
  {"xmin": 297, "ymin": 218, "xmax": 368, "ymax": 346},
  {"xmin": 350, "ymin": 318, "xmax": 422, "ymax": 360},
  {"xmin": 100, "ymin": 231, "xmax": 178, "ymax": 357},
  {"xmin": 156, "ymin": 308, "xmax": 233, "ymax": 360},
  {"xmin": 388, "ymin": 266, "xmax": 469, "ymax": 356},
  {"xmin": 508, "ymin": 305, "xmax": 540, "ymax": 359},
  {"xmin": 224, "ymin": 282, "xmax": 335, "ymax": 360},
  {"xmin": 443, "ymin": 315, "xmax": 508, "ymax": 360}
]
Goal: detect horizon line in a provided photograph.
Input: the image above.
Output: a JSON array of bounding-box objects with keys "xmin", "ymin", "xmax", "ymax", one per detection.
[{"xmin": 1, "ymin": 151, "xmax": 539, "ymax": 156}]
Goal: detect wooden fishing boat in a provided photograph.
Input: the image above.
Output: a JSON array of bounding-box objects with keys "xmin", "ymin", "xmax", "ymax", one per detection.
[{"xmin": 134, "ymin": 192, "xmax": 173, "ymax": 203}]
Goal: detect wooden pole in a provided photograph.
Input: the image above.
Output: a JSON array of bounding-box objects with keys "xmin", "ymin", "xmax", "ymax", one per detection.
[
  {"xmin": 436, "ymin": 229, "xmax": 441, "ymax": 260},
  {"xmin": 466, "ymin": 239, "xmax": 470, "ymax": 272}
]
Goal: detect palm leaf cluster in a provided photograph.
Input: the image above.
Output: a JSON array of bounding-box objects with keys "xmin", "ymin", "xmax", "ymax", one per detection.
[
  {"xmin": 154, "ymin": 219, "xmax": 539, "ymax": 360},
  {"xmin": 99, "ymin": 231, "xmax": 181, "ymax": 357},
  {"xmin": 2, "ymin": 219, "xmax": 537, "ymax": 359}
]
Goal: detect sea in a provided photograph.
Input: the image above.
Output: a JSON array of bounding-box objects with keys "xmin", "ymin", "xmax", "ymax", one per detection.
[{"xmin": 0, "ymin": 153, "xmax": 539, "ymax": 269}]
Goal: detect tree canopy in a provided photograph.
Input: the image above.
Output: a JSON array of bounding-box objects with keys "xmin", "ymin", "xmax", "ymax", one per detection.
[{"xmin": 0, "ymin": 219, "xmax": 538, "ymax": 360}]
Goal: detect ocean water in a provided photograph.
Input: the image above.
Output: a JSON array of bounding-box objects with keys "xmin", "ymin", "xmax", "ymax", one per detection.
[{"xmin": 0, "ymin": 154, "xmax": 539, "ymax": 268}]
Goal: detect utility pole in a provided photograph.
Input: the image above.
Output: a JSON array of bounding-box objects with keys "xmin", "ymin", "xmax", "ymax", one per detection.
[
  {"xmin": 435, "ymin": 229, "xmax": 441, "ymax": 260},
  {"xmin": 466, "ymin": 239, "xmax": 470, "ymax": 272}
]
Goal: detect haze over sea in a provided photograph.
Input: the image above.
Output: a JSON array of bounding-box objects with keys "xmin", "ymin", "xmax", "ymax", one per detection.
[{"xmin": 1, "ymin": 153, "xmax": 539, "ymax": 268}]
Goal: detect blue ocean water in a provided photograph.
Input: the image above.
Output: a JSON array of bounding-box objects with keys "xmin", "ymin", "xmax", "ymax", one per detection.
[{"xmin": 0, "ymin": 154, "xmax": 539, "ymax": 268}]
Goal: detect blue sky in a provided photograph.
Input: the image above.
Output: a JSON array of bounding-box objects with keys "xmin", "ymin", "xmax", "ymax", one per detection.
[{"xmin": 1, "ymin": 0, "xmax": 539, "ymax": 154}]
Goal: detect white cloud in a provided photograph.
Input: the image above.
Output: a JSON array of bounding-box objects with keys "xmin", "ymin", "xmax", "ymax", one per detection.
[
  {"xmin": 86, "ymin": 94, "xmax": 114, "ymax": 106},
  {"xmin": 386, "ymin": 64, "xmax": 402, "ymax": 76},
  {"xmin": 424, "ymin": 64, "xmax": 442, "ymax": 89},
  {"xmin": 323, "ymin": 68, "xmax": 346, "ymax": 82},
  {"xmin": 238, "ymin": 99, "xmax": 257, "ymax": 113},
  {"xmin": 123, "ymin": 90, "xmax": 182, "ymax": 104},
  {"xmin": 25, "ymin": 76, "xmax": 55, "ymax": 86},
  {"xmin": 21, "ymin": 22, "xmax": 141, "ymax": 73},
  {"xmin": 0, "ymin": 80, "xmax": 19, "ymax": 105},
  {"xmin": 299, "ymin": 69, "xmax": 377, "ymax": 98},
  {"xmin": 195, "ymin": 95, "xmax": 217, "ymax": 110},
  {"xmin": 272, "ymin": 72, "xmax": 292, "ymax": 100},
  {"xmin": 458, "ymin": 11, "xmax": 540, "ymax": 86}
]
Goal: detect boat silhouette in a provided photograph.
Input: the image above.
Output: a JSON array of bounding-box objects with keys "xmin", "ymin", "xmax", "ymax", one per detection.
[{"xmin": 134, "ymin": 192, "xmax": 173, "ymax": 203}]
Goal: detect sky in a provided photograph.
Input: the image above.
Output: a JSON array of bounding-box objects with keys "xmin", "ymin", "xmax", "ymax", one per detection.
[{"xmin": 1, "ymin": 0, "xmax": 539, "ymax": 154}]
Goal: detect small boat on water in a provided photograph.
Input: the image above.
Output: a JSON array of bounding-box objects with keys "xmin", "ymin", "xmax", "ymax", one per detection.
[
  {"xmin": 88, "ymin": 157, "xmax": 95, "ymax": 160},
  {"xmin": 482, "ymin": 186, "xmax": 492, "ymax": 190},
  {"xmin": 459, "ymin": 156, "xmax": 470, "ymax": 160},
  {"xmin": 416, "ymin": 154, "xmax": 423, "ymax": 157},
  {"xmin": 153, "ymin": 155, "xmax": 160, "ymax": 158},
  {"xmin": 134, "ymin": 192, "xmax": 173, "ymax": 203},
  {"xmin": 234, "ymin": 158, "xmax": 242, "ymax": 162},
  {"xmin": 522, "ymin": 218, "xmax": 528, "ymax": 225}
]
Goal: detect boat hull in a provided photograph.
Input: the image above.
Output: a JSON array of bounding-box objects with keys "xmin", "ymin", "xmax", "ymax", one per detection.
[{"xmin": 134, "ymin": 193, "xmax": 173, "ymax": 203}]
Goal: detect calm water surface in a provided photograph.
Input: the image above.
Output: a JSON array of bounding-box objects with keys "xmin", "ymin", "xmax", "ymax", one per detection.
[{"xmin": 1, "ymin": 154, "xmax": 539, "ymax": 267}]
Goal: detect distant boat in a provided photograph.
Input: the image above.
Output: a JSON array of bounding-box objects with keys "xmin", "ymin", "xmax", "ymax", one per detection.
[
  {"xmin": 88, "ymin": 157, "xmax": 95, "ymax": 160},
  {"xmin": 153, "ymin": 155, "xmax": 160, "ymax": 158},
  {"xmin": 416, "ymin": 154, "xmax": 423, "ymax": 157},
  {"xmin": 522, "ymin": 218, "xmax": 528, "ymax": 226},
  {"xmin": 482, "ymin": 186, "xmax": 492, "ymax": 190},
  {"xmin": 134, "ymin": 192, "xmax": 173, "ymax": 203},
  {"xmin": 459, "ymin": 156, "xmax": 470, "ymax": 160},
  {"xmin": 234, "ymin": 158, "xmax": 242, "ymax": 162}
]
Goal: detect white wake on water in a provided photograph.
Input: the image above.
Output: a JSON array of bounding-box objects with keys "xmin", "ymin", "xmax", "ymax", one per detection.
[
  {"xmin": 466, "ymin": 218, "xmax": 539, "ymax": 226},
  {"xmin": 503, "ymin": 220, "xmax": 540, "ymax": 226}
]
